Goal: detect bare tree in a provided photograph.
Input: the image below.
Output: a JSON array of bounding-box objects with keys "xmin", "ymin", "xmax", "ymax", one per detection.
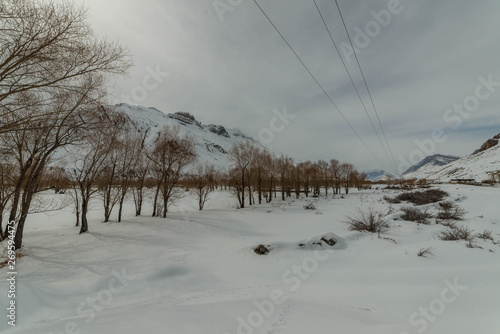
[
  {"xmin": 264, "ymin": 152, "xmax": 276, "ymax": 203},
  {"xmin": 276, "ymin": 154, "xmax": 293, "ymax": 201},
  {"xmin": 329, "ymin": 159, "xmax": 341, "ymax": 195},
  {"xmin": 99, "ymin": 143, "xmax": 122, "ymax": 223},
  {"xmin": 316, "ymin": 160, "xmax": 329, "ymax": 196},
  {"xmin": 116, "ymin": 131, "xmax": 144, "ymax": 222},
  {"xmin": 0, "ymin": 0, "xmax": 132, "ymax": 133},
  {"xmin": 131, "ymin": 153, "xmax": 149, "ymax": 217},
  {"xmin": 251, "ymin": 148, "xmax": 270, "ymax": 205},
  {"xmin": 148, "ymin": 126, "xmax": 196, "ymax": 218},
  {"xmin": 292, "ymin": 163, "xmax": 303, "ymax": 199},
  {"xmin": 340, "ymin": 163, "xmax": 354, "ymax": 195},
  {"xmin": 310, "ymin": 163, "xmax": 321, "ymax": 197},
  {"xmin": 189, "ymin": 164, "xmax": 214, "ymax": 211},
  {"xmin": 298, "ymin": 161, "xmax": 312, "ymax": 197},
  {"xmin": 229, "ymin": 142, "xmax": 256, "ymax": 208},
  {"xmin": 67, "ymin": 111, "xmax": 123, "ymax": 234}
]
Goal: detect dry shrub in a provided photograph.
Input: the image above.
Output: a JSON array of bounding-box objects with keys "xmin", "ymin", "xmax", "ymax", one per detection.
[
  {"xmin": 345, "ymin": 208, "xmax": 389, "ymax": 234},
  {"xmin": 418, "ymin": 247, "xmax": 434, "ymax": 257},
  {"xmin": 438, "ymin": 226, "xmax": 474, "ymax": 241},
  {"xmin": 401, "ymin": 207, "xmax": 433, "ymax": 225},
  {"xmin": 437, "ymin": 201, "xmax": 466, "ymax": 220}
]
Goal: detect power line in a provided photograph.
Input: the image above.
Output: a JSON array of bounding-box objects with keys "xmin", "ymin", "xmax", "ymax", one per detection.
[
  {"xmin": 312, "ymin": 0, "xmax": 393, "ymax": 168},
  {"xmin": 252, "ymin": 0, "xmax": 389, "ymax": 170},
  {"xmin": 334, "ymin": 0, "xmax": 400, "ymax": 175}
]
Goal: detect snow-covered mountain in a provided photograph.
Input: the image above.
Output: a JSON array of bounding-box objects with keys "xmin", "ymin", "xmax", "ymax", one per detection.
[
  {"xmin": 404, "ymin": 133, "xmax": 500, "ymax": 182},
  {"xmin": 402, "ymin": 154, "xmax": 460, "ymax": 176},
  {"xmin": 106, "ymin": 103, "xmax": 260, "ymax": 170},
  {"xmin": 365, "ymin": 169, "xmax": 397, "ymax": 182}
]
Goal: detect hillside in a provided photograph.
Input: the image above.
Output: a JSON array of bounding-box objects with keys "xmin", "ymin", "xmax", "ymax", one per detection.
[
  {"xmin": 404, "ymin": 133, "xmax": 500, "ymax": 182},
  {"xmin": 106, "ymin": 103, "xmax": 260, "ymax": 170},
  {"xmin": 365, "ymin": 170, "xmax": 397, "ymax": 182},
  {"xmin": 402, "ymin": 154, "xmax": 460, "ymax": 176}
]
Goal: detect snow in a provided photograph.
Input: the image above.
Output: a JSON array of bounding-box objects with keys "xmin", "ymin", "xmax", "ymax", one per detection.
[
  {"xmin": 404, "ymin": 146, "xmax": 500, "ymax": 182},
  {"xmin": 1, "ymin": 184, "xmax": 500, "ymax": 333},
  {"xmin": 108, "ymin": 103, "xmax": 261, "ymax": 170},
  {"xmin": 365, "ymin": 169, "xmax": 397, "ymax": 181},
  {"xmin": 402, "ymin": 155, "xmax": 460, "ymax": 176}
]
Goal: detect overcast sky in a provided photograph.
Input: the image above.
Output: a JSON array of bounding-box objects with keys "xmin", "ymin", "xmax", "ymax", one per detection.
[{"xmin": 76, "ymin": 0, "xmax": 500, "ymax": 174}]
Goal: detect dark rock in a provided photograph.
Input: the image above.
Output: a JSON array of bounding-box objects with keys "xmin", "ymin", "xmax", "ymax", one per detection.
[
  {"xmin": 207, "ymin": 124, "xmax": 230, "ymax": 138},
  {"xmin": 321, "ymin": 237, "xmax": 337, "ymax": 246},
  {"xmin": 254, "ymin": 244, "xmax": 270, "ymax": 255},
  {"xmin": 473, "ymin": 136, "xmax": 499, "ymax": 155}
]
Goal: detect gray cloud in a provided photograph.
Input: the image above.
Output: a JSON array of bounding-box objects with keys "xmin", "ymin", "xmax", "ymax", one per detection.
[{"xmin": 77, "ymin": 0, "xmax": 500, "ymax": 173}]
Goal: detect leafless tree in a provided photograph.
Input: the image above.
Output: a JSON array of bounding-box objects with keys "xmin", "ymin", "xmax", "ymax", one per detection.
[
  {"xmin": 148, "ymin": 126, "xmax": 196, "ymax": 218},
  {"xmin": 189, "ymin": 164, "xmax": 214, "ymax": 211},
  {"xmin": 251, "ymin": 148, "xmax": 269, "ymax": 204},
  {"xmin": 0, "ymin": 0, "xmax": 132, "ymax": 133},
  {"xmin": 317, "ymin": 160, "xmax": 329, "ymax": 196},
  {"xmin": 116, "ymin": 131, "xmax": 145, "ymax": 222},
  {"xmin": 99, "ymin": 140, "xmax": 122, "ymax": 223},
  {"xmin": 264, "ymin": 152, "xmax": 276, "ymax": 203},
  {"xmin": 330, "ymin": 159, "xmax": 341, "ymax": 195},
  {"xmin": 276, "ymin": 154, "xmax": 293, "ymax": 201},
  {"xmin": 298, "ymin": 161, "xmax": 312, "ymax": 197},
  {"xmin": 340, "ymin": 163, "xmax": 354, "ymax": 195},
  {"xmin": 67, "ymin": 111, "xmax": 123, "ymax": 234},
  {"xmin": 229, "ymin": 141, "xmax": 257, "ymax": 208},
  {"xmin": 131, "ymin": 153, "xmax": 149, "ymax": 217}
]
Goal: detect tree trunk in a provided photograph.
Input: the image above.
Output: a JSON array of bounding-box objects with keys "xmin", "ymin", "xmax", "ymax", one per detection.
[
  {"xmin": 118, "ymin": 197, "xmax": 125, "ymax": 223},
  {"xmin": 240, "ymin": 169, "xmax": 245, "ymax": 209},
  {"xmin": 14, "ymin": 201, "xmax": 31, "ymax": 249},
  {"xmin": 162, "ymin": 196, "xmax": 168, "ymax": 218},
  {"xmin": 258, "ymin": 179, "xmax": 262, "ymax": 205},
  {"xmin": 152, "ymin": 185, "xmax": 160, "ymax": 217},
  {"xmin": 14, "ymin": 218, "xmax": 25, "ymax": 250},
  {"xmin": 104, "ymin": 203, "xmax": 111, "ymax": 223},
  {"xmin": 268, "ymin": 176, "xmax": 273, "ymax": 203},
  {"xmin": 134, "ymin": 187, "xmax": 143, "ymax": 216},
  {"xmin": 248, "ymin": 184, "xmax": 252, "ymax": 206},
  {"xmin": 74, "ymin": 193, "xmax": 81, "ymax": 227},
  {"xmin": 80, "ymin": 198, "xmax": 89, "ymax": 234}
]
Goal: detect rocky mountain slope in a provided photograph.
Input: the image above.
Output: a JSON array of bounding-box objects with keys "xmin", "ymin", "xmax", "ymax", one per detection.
[
  {"xmin": 365, "ymin": 170, "xmax": 397, "ymax": 182},
  {"xmin": 403, "ymin": 133, "xmax": 500, "ymax": 182},
  {"xmin": 106, "ymin": 103, "xmax": 260, "ymax": 170},
  {"xmin": 402, "ymin": 154, "xmax": 460, "ymax": 176}
]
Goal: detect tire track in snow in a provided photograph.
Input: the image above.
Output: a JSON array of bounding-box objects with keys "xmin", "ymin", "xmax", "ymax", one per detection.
[{"xmin": 171, "ymin": 285, "xmax": 274, "ymax": 307}]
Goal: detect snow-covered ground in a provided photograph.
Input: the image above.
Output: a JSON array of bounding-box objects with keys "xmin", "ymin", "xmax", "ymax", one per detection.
[
  {"xmin": 404, "ymin": 145, "xmax": 500, "ymax": 182},
  {"xmin": 1, "ymin": 185, "xmax": 500, "ymax": 334}
]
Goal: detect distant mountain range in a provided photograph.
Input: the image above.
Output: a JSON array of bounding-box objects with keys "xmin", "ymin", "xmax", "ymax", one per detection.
[
  {"xmin": 365, "ymin": 170, "xmax": 397, "ymax": 182},
  {"xmin": 403, "ymin": 133, "xmax": 500, "ymax": 182},
  {"xmin": 402, "ymin": 154, "xmax": 460, "ymax": 176},
  {"xmin": 107, "ymin": 103, "xmax": 260, "ymax": 169}
]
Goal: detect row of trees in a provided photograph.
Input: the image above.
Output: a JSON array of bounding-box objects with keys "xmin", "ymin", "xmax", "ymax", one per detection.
[{"xmin": 227, "ymin": 142, "xmax": 367, "ymax": 209}]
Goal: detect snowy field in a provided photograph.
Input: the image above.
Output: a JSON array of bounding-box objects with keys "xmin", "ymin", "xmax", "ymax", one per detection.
[{"xmin": 1, "ymin": 184, "xmax": 500, "ymax": 334}]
